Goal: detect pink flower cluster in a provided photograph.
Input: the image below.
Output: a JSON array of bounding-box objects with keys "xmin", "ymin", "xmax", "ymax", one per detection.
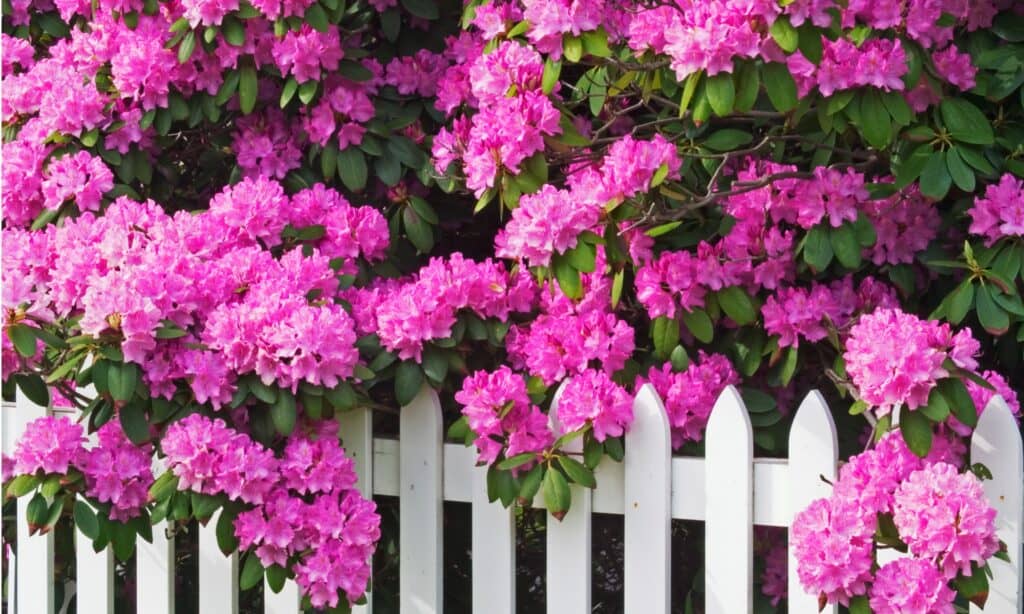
[
  {"xmin": 787, "ymin": 38, "xmax": 907, "ymax": 98},
  {"xmin": 233, "ymin": 109, "xmax": 304, "ymax": 180},
  {"xmin": 844, "ymin": 308, "xmax": 979, "ymax": 416},
  {"xmin": 639, "ymin": 352, "xmax": 739, "ymax": 448},
  {"xmin": 41, "ymin": 151, "xmax": 114, "ymax": 214},
  {"xmin": 861, "ymin": 185, "xmax": 941, "ymax": 265},
  {"xmin": 455, "ymin": 367, "xmax": 552, "ymax": 464},
  {"xmin": 495, "ymin": 185, "xmax": 601, "ymax": 267},
  {"xmin": 762, "ymin": 276, "xmax": 898, "ymax": 348},
  {"xmin": 165, "ymin": 415, "xmax": 379, "ymax": 609},
  {"xmin": 793, "ymin": 431, "xmax": 999, "ymax": 607},
  {"xmin": 969, "ymin": 173, "xmax": 1024, "ymax": 245},
  {"xmin": 368, "ymin": 254, "xmax": 536, "ymax": 362},
  {"xmin": 555, "ymin": 369, "xmax": 633, "ymax": 442},
  {"xmin": 11, "ymin": 416, "xmax": 153, "ymax": 520}
]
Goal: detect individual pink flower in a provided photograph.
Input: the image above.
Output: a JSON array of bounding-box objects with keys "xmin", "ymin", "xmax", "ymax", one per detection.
[
  {"xmin": 869, "ymin": 558, "xmax": 955, "ymax": 614},
  {"xmin": 556, "ymin": 369, "xmax": 633, "ymax": 441},
  {"xmin": 932, "ymin": 45, "xmax": 977, "ymax": 90},
  {"xmin": 893, "ymin": 462, "xmax": 1000, "ymax": 578},
  {"xmin": 968, "ymin": 174, "xmax": 1024, "ymax": 245}
]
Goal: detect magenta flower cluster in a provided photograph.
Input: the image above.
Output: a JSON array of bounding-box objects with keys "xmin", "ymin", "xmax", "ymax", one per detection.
[
  {"xmin": 12, "ymin": 416, "xmax": 153, "ymax": 521},
  {"xmin": 639, "ymin": 352, "xmax": 739, "ymax": 448},
  {"xmin": 166, "ymin": 415, "xmax": 380, "ymax": 609},
  {"xmin": 969, "ymin": 173, "xmax": 1024, "ymax": 245},
  {"xmin": 455, "ymin": 367, "xmax": 552, "ymax": 465},
  {"xmin": 793, "ymin": 432, "xmax": 1000, "ymax": 608}
]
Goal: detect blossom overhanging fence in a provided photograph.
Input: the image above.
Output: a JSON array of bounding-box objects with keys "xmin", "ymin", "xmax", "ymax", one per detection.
[{"xmin": 3, "ymin": 383, "xmax": 1022, "ymax": 614}]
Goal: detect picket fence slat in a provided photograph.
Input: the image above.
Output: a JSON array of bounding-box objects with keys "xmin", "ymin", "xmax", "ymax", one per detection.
[
  {"xmin": 338, "ymin": 407, "xmax": 375, "ymax": 614},
  {"xmin": 705, "ymin": 385, "xmax": 753, "ymax": 614},
  {"xmin": 546, "ymin": 383, "xmax": 592, "ymax": 614},
  {"xmin": 399, "ymin": 386, "xmax": 444, "ymax": 614},
  {"xmin": 136, "ymin": 518, "xmax": 175, "ymax": 614},
  {"xmin": 971, "ymin": 395, "xmax": 1024, "ymax": 614},
  {"xmin": 5, "ymin": 383, "xmax": 1024, "ymax": 614},
  {"xmin": 471, "ymin": 463, "xmax": 515, "ymax": 614},
  {"xmin": 199, "ymin": 512, "xmax": 238, "ymax": 613},
  {"xmin": 14, "ymin": 392, "xmax": 54, "ymax": 614},
  {"xmin": 623, "ymin": 383, "xmax": 671, "ymax": 614},
  {"xmin": 787, "ymin": 391, "xmax": 839, "ymax": 614},
  {"xmin": 264, "ymin": 579, "xmax": 301, "ymax": 613}
]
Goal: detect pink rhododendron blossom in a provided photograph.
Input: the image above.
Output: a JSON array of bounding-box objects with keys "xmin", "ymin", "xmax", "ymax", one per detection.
[
  {"xmin": 932, "ymin": 46, "xmax": 977, "ymax": 90},
  {"xmin": 639, "ymin": 353, "xmax": 739, "ymax": 447},
  {"xmin": 12, "ymin": 415, "xmax": 84, "ymax": 476},
  {"xmin": 869, "ymin": 558, "xmax": 955, "ymax": 614},
  {"xmin": 832, "ymin": 432, "xmax": 923, "ymax": 515},
  {"xmin": 556, "ymin": 369, "xmax": 633, "ymax": 441},
  {"xmin": 893, "ymin": 462, "xmax": 999, "ymax": 578},
  {"xmin": 969, "ymin": 173, "xmax": 1024, "ymax": 244},
  {"xmin": 78, "ymin": 421, "xmax": 154, "ymax": 521},
  {"xmin": 844, "ymin": 309, "xmax": 978, "ymax": 416},
  {"xmin": 791, "ymin": 497, "xmax": 874, "ymax": 605},
  {"xmin": 455, "ymin": 367, "xmax": 552, "ymax": 464},
  {"xmin": 494, "ymin": 185, "xmax": 601, "ymax": 267},
  {"xmin": 41, "ymin": 151, "xmax": 114, "ymax": 213}
]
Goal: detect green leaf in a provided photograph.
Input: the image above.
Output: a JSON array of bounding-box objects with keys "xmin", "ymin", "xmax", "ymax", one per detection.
[
  {"xmin": 271, "ymin": 391, "xmax": 297, "ymax": 436},
  {"xmin": 894, "ymin": 144, "xmax": 933, "ymax": 189},
  {"xmin": 945, "ymin": 147, "xmax": 976, "ymax": 192},
  {"xmin": 563, "ymin": 36, "xmax": 583, "ymax": 63},
  {"xmin": 733, "ymin": 62, "xmax": 760, "ymax": 112},
  {"xmin": 375, "ymin": 155, "xmax": 401, "ymax": 187},
  {"xmin": 899, "ymin": 409, "xmax": 933, "ymax": 458},
  {"xmin": 976, "ymin": 284, "xmax": 1009, "ymax": 335},
  {"xmin": 858, "ymin": 90, "xmax": 892, "ymax": 149},
  {"xmin": 803, "ymin": 224, "xmax": 833, "ymax": 270},
  {"xmin": 565, "ymin": 241, "xmax": 596, "ymax": 273},
  {"xmin": 954, "ymin": 563, "xmax": 990, "ymax": 608},
  {"xmin": 941, "ymin": 99, "xmax": 994, "ymax": 145},
  {"xmin": 407, "ymin": 196, "xmax": 438, "ymax": 224},
  {"xmin": 394, "ymin": 361, "xmax": 424, "ymax": 406},
  {"xmin": 580, "ymin": 28, "xmax": 611, "ymax": 58},
  {"xmin": 557, "ymin": 455, "xmax": 596, "ymax": 489},
  {"xmin": 848, "ymin": 595, "xmax": 871, "ymax": 614},
  {"xmin": 717, "ymin": 286, "xmax": 757, "ymax": 325},
  {"xmin": 651, "ymin": 316, "xmax": 680, "ymax": 361},
  {"xmin": 5, "ymin": 474, "xmax": 39, "ymax": 498},
  {"xmin": 337, "ymin": 147, "xmax": 368, "ymax": 192},
  {"xmin": 7, "ymin": 324, "xmax": 37, "ymax": 357},
  {"xmin": 542, "ymin": 59, "xmax": 562, "ymax": 95},
  {"xmin": 497, "ymin": 452, "xmax": 537, "ymax": 471},
  {"xmin": 919, "ymin": 150, "xmax": 952, "ymax": 200},
  {"xmin": 400, "ymin": 0, "xmax": 437, "ymax": 19},
  {"xmin": 26, "ymin": 493, "xmax": 48, "ymax": 532},
  {"xmin": 705, "ymin": 73, "xmax": 735, "ymax": 116},
  {"xmin": 939, "ymin": 378, "xmax": 978, "ymax": 429},
  {"xmin": 240, "ymin": 554, "xmax": 265, "ymax": 590},
  {"xmin": 703, "ymin": 129, "xmax": 752, "ymax": 151},
  {"xmin": 542, "ymin": 466, "xmax": 571, "ymax": 519},
  {"xmin": 402, "ymin": 207, "xmax": 434, "ymax": 254},
  {"xmin": 216, "ymin": 507, "xmax": 240, "ymax": 555},
  {"xmin": 681, "ymin": 309, "xmax": 713, "ymax": 344},
  {"xmin": 266, "ymin": 564, "xmax": 288, "ymax": 593},
  {"xmin": 119, "ymin": 401, "xmax": 150, "ymax": 444},
  {"xmin": 74, "ymin": 500, "xmax": 100, "ymax": 540},
  {"xmin": 238, "ymin": 64, "xmax": 258, "ymax": 115},
  {"xmin": 552, "ymin": 255, "xmax": 582, "ymax": 299},
  {"xmin": 486, "ymin": 466, "xmax": 517, "ymax": 507},
  {"xmin": 298, "ymin": 80, "xmax": 318, "ymax": 105},
  {"xmin": 421, "ymin": 347, "xmax": 448, "ymax": 384},
  {"xmin": 222, "ymin": 16, "xmax": 245, "ymax": 46},
  {"xmin": 761, "ymin": 63, "xmax": 797, "ymax": 112},
  {"xmin": 769, "ymin": 16, "xmax": 798, "ymax": 52},
  {"xmin": 918, "ymin": 387, "xmax": 950, "ymax": 422},
  {"xmin": 517, "ymin": 464, "xmax": 545, "ymax": 505},
  {"xmin": 278, "ymin": 77, "xmax": 299, "ymax": 108},
  {"xmin": 947, "ymin": 280, "xmax": 975, "ymax": 325},
  {"xmin": 178, "ymin": 30, "xmax": 196, "ymax": 64},
  {"xmin": 829, "ymin": 223, "xmax": 862, "ymax": 269},
  {"xmin": 108, "ymin": 362, "xmax": 138, "ymax": 403},
  {"xmin": 304, "ymin": 2, "xmax": 329, "ymax": 31},
  {"xmin": 678, "ymin": 71, "xmax": 702, "ymax": 117},
  {"xmin": 148, "ymin": 471, "xmax": 179, "ymax": 502}
]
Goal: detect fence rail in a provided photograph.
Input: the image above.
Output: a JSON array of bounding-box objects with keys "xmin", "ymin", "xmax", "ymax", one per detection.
[{"xmin": 3, "ymin": 383, "xmax": 1022, "ymax": 613}]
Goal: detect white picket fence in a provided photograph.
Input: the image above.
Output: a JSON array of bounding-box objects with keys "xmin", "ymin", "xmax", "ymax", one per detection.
[{"xmin": 3, "ymin": 383, "xmax": 1022, "ymax": 613}]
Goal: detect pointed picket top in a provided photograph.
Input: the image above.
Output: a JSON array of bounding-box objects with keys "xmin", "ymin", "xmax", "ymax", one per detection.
[
  {"xmin": 787, "ymin": 390, "xmax": 838, "ymax": 614},
  {"xmin": 623, "ymin": 383, "xmax": 671, "ymax": 614},
  {"xmin": 546, "ymin": 378, "xmax": 592, "ymax": 614},
  {"xmin": 705, "ymin": 384, "xmax": 753, "ymax": 614},
  {"xmin": 399, "ymin": 384, "xmax": 444, "ymax": 614},
  {"xmin": 970, "ymin": 394, "xmax": 1023, "ymax": 614}
]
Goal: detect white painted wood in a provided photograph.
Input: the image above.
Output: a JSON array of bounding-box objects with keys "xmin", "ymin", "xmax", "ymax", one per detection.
[
  {"xmin": 787, "ymin": 391, "xmax": 838, "ymax": 614},
  {"xmin": 623, "ymin": 383, "xmax": 671, "ymax": 614},
  {"xmin": 338, "ymin": 406, "xmax": 375, "ymax": 614},
  {"xmin": 14, "ymin": 391, "xmax": 54, "ymax": 614},
  {"xmin": 399, "ymin": 385, "xmax": 444, "ymax": 614},
  {"xmin": 75, "ymin": 517, "xmax": 114, "ymax": 613},
  {"xmin": 471, "ymin": 462, "xmax": 515, "ymax": 614},
  {"xmin": 198, "ymin": 512, "xmax": 238, "ymax": 613},
  {"xmin": 264, "ymin": 579, "xmax": 301, "ymax": 614},
  {"xmin": 136, "ymin": 519, "xmax": 175, "ymax": 614},
  {"xmin": 971, "ymin": 395, "xmax": 1023, "ymax": 614},
  {"xmin": 704, "ymin": 385, "xmax": 753, "ymax": 614},
  {"xmin": 546, "ymin": 381, "xmax": 592, "ymax": 614}
]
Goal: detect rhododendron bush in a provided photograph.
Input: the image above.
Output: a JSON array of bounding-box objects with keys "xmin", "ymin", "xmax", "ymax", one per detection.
[{"xmin": 3, "ymin": 0, "xmax": 1024, "ymax": 609}]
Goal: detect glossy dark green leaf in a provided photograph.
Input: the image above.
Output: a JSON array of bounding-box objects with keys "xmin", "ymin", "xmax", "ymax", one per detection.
[
  {"xmin": 768, "ymin": 16, "xmax": 798, "ymax": 52},
  {"xmin": 557, "ymin": 455, "xmax": 596, "ymax": 489},
  {"xmin": 976, "ymin": 284, "xmax": 1009, "ymax": 335},
  {"xmin": 119, "ymin": 401, "xmax": 150, "ymax": 444},
  {"xmin": 919, "ymin": 150, "xmax": 952, "ymax": 200},
  {"xmin": 108, "ymin": 362, "xmax": 138, "ymax": 403},
  {"xmin": 177, "ymin": 30, "xmax": 196, "ymax": 64},
  {"xmin": 947, "ymin": 280, "xmax": 975, "ymax": 325},
  {"xmin": 240, "ymin": 554, "xmax": 265, "ymax": 590},
  {"xmin": 402, "ymin": 207, "xmax": 434, "ymax": 254},
  {"xmin": 271, "ymin": 391, "xmax": 297, "ymax": 436},
  {"xmin": 394, "ymin": 361, "xmax": 424, "ymax": 406},
  {"xmin": 717, "ymin": 286, "xmax": 757, "ymax": 325},
  {"xmin": 940, "ymin": 378, "xmax": 978, "ymax": 429},
  {"xmin": 304, "ymin": 2, "xmax": 329, "ymax": 31},
  {"xmin": 74, "ymin": 500, "xmax": 100, "ymax": 540},
  {"xmin": 7, "ymin": 324, "xmax": 37, "ymax": 357},
  {"xmin": 543, "ymin": 466, "xmax": 571, "ymax": 519},
  {"xmin": 899, "ymin": 408, "xmax": 933, "ymax": 457},
  {"xmin": 803, "ymin": 224, "xmax": 833, "ymax": 270},
  {"xmin": 681, "ymin": 309, "xmax": 713, "ymax": 344},
  {"xmin": 337, "ymin": 147, "xmax": 368, "ymax": 192},
  {"xmin": 517, "ymin": 463, "xmax": 545, "ymax": 505},
  {"xmin": 941, "ymin": 99, "xmax": 994, "ymax": 145},
  {"xmin": 705, "ymin": 73, "xmax": 735, "ymax": 116},
  {"xmin": 552, "ymin": 255, "xmax": 582, "ymax": 299},
  {"xmin": 829, "ymin": 222, "xmax": 862, "ymax": 269},
  {"xmin": 761, "ymin": 63, "xmax": 797, "ymax": 112},
  {"xmin": 858, "ymin": 89, "xmax": 892, "ymax": 149},
  {"xmin": 238, "ymin": 64, "xmax": 258, "ymax": 115},
  {"xmin": 400, "ymin": 0, "xmax": 437, "ymax": 19},
  {"xmin": 946, "ymin": 147, "xmax": 976, "ymax": 192}
]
